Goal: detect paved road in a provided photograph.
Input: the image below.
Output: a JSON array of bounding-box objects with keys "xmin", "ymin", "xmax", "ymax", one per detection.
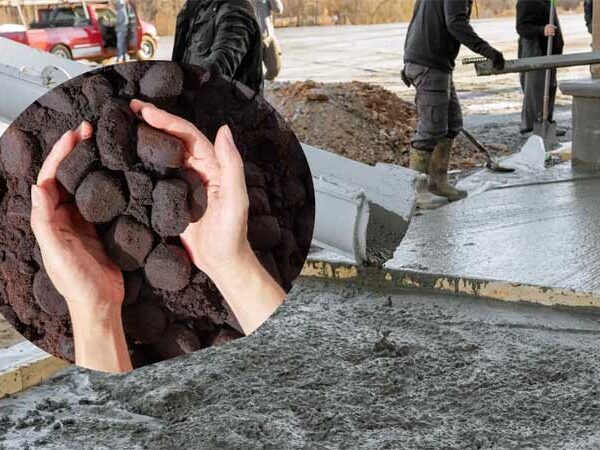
[{"xmin": 156, "ymin": 13, "xmax": 591, "ymax": 91}]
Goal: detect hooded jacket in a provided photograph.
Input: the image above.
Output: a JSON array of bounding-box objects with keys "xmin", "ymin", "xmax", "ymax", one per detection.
[
  {"xmin": 172, "ymin": 0, "xmax": 263, "ymax": 93},
  {"xmin": 403, "ymin": 0, "xmax": 496, "ymax": 72}
]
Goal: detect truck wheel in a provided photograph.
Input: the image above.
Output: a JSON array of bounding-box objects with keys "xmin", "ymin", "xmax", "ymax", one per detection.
[
  {"xmin": 138, "ymin": 36, "xmax": 155, "ymax": 60},
  {"xmin": 51, "ymin": 45, "xmax": 72, "ymax": 60}
]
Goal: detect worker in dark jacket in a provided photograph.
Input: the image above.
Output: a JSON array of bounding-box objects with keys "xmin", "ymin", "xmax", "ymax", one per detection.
[
  {"xmin": 585, "ymin": 0, "xmax": 593, "ymax": 34},
  {"xmin": 516, "ymin": 0, "xmax": 565, "ymax": 135},
  {"xmin": 172, "ymin": 0, "xmax": 263, "ymax": 93},
  {"xmin": 402, "ymin": 0, "xmax": 504, "ymax": 202}
]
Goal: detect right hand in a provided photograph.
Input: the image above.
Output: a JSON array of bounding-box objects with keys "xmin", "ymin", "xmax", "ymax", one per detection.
[
  {"xmin": 129, "ymin": 99, "xmax": 252, "ymax": 283},
  {"xmin": 489, "ymin": 49, "xmax": 505, "ymax": 71},
  {"xmin": 544, "ymin": 24, "xmax": 557, "ymax": 37}
]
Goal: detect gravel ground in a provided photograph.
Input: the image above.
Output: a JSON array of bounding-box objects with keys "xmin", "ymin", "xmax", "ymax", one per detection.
[{"xmin": 2, "ymin": 277, "xmax": 600, "ymax": 449}]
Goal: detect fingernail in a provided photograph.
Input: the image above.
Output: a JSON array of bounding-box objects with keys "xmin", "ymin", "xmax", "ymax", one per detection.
[
  {"xmin": 222, "ymin": 125, "xmax": 235, "ymax": 147},
  {"xmin": 31, "ymin": 186, "xmax": 39, "ymax": 208},
  {"xmin": 75, "ymin": 121, "xmax": 91, "ymax": 139}
]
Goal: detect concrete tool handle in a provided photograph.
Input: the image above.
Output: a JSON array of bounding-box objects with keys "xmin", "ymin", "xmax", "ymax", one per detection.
[{"xmin": 542, "ymin": 3, "xmax": 556, "ymax": 122}]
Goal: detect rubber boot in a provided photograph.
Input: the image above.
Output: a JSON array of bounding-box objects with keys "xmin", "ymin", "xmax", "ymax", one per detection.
[
  {"xmin": 409, "ymin": 149, "xmax": 431, "ymax": 174},
  {"xmin": 409, "ymin": 149, "xmax": 448, "ymax": 209},
  {"xmin": 428, "ymin": 138, "xmax": 467, "ymax": 201}
]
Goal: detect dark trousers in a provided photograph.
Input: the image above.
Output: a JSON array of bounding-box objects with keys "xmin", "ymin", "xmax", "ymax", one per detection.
[
  {"xmin": 404, "ymin": 62, "xmax": 463, "ymax": 151},
  {"xmin": 519, "ymin": 38, "xmax": 557, "ymax": 131},
  {"xmin": 117, "ymin": 27, "xmax": 129, "ymax": 61}
]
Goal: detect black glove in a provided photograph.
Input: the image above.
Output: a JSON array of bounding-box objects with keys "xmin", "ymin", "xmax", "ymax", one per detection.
[
  {"xmin": 401, "ymin": 68, "xmax": 412, "ymax": 87},
  {"xmin": 488, "ymin": 49, "xmax": 505, "ymax": 71}
]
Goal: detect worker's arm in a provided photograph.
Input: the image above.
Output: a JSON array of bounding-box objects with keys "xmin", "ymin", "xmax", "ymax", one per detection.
[
  {"xmin": 515, "ymin": 1, "xmax": 546, "ymax": 39},
  {"xmin": 269, "ymin": 0, "xmax": 284, "ymax": 15},
  {"xmin": 584, "ymin": 0, "xmax": 593, "ymax": 34},
  {"xmin": 197, "ymin": 10, "xmax": 253, "ymax": 79},
  {"xmin": 444, "ymin": 0, "xmax": 496, "ymax": 57}
]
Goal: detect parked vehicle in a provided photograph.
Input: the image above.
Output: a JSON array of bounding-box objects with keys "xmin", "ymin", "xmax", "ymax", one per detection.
[{"xmin": 0, "ymin": 0, "xmax": 159, "ymax": 61}]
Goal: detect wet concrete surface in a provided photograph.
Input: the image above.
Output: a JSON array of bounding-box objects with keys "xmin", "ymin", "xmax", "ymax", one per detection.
[
  {"xmin": 390, "ymin": 170, "xmax": 600, "ymax": 293},
  {"xmin": 2, "ymin": 278, "xmax": 600, "ymax": 449}
]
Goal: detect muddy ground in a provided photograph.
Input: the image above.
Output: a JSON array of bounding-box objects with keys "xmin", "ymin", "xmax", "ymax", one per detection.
[
  {"xmin": 2, "ymin": 277, "xmax": 600, "ymax": 449},
  {"xmin": 264, "ymin": 80, "xmax": 572, "ymax": 175}
]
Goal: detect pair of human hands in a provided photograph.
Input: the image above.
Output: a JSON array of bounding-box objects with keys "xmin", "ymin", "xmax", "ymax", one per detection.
[{"xmin": 31, "ymin": 100, "xmax": 285, "ymax": 372}]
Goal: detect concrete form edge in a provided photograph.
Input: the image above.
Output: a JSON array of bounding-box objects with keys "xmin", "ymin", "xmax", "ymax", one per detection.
[
  {"xmin": 301, "ymin": 260, "xmax": 600, "ymax": 309},
  {"xmin": 0, "ymin": 354, "xmax": 67, "ymax": 399}
]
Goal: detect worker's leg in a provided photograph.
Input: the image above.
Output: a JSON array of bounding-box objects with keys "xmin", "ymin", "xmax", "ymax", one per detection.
[
  {"xmin": 263, "ymin": 36, "xmax": 282, "ymax": 81},
  {"xmin": 404, "ymin": 63, "xmax": 449, "ymax": 174},
  {"xmin": 547, "ymin": 68, "xmax": 565, "ymax": 136},
  {"xmin": 405, "ymin": 63, "xmax": 450, "ymax": 151},
  {"xmin": 116, "ymin": 30, "xmax": 127, "ymax": 62},
  {"xmin": 547, "ymin": 67, "xmax": 558, "ymax": 122},
  {"xmin": 447, "ymin": 80, "xmax": 463, "ymax": 139},
  {"xmin": 428, "ymin": 79, "xmax": 467, "ymax": 201},
  {"xmin": 519, "ymin": 39, "xmax": 544, "ymax": 133}
]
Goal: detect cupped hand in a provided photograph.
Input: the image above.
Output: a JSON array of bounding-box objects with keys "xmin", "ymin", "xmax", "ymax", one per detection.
[
  {"xmin": 130, "ymin": 99, "xmax": 285, "ymax": 335},
  {"xmin": 30, "ymin": 122, "xmax": 125, "ymax": 313},
  {"xmin": 130, "ymin": 99, "xmax": 252, "ymax": 282}
]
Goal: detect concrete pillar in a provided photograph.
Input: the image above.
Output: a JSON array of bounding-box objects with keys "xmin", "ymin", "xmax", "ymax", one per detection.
[
  {"xmin": 593, "ymin": 0, "xmax": 600, "ymax": 78},
  {"xmin": 560, "ymin": 80, "xmax": 600, "ymax": 167}
]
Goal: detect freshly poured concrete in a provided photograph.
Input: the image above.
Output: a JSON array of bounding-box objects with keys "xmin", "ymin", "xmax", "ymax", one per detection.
[
  {"xmin": 3, "ymin": 278, "xmax": 600, "ymax": 449},
  {"xmin": 390, "ymin": 166, "xmax": 600, "ymax": 294}
]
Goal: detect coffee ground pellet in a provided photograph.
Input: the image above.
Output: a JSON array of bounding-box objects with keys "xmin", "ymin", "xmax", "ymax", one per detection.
[
  {"xmin": 56, "ymin": 139, "xmax": 98, "ymax": 194},
  {"xmin": 75, "ymin": 170, "xmax": 128, "ymax": 223},
  {"xmin": 151, "ymin": 179, "xmax": 190, "ymax": 237},
  {"xmin": 145, "ymin": 243, "xmax": 191, "ymax": 292},
  {"xmin": 104, "ymin": 215, "xmax": 154, "ymax": 271},
  {"xmin": 137, "ymin": 123, "xmax": 186, "ymax": 170},
  {"xmin": 0, "ymin": 62, "xmax": 314, "ymax": 367}
]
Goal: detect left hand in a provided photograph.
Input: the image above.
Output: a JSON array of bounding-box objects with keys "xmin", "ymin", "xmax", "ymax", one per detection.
[{"xmin": 31, "ymin": 122, "xmax": 125, "ymax": 323}]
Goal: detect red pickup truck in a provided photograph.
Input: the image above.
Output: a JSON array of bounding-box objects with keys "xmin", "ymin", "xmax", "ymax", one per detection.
[{"xmin": 0, "ymin": 0, "xmax": 159, "ymax": 61}]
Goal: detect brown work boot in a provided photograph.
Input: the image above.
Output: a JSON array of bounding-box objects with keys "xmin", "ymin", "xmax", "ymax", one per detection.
[
  {"xmin": 409, "ymin": 148, "xmax": 431, "ymax": 174},
  {"xmin": 428, "ymin": 138, "xmax": 467, "ymax": 201}
]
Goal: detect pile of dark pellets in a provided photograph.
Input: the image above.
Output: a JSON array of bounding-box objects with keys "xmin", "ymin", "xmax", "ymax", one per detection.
[{"xmin": 0, "ymin": 62, "xmax": 314, "ymax": 367}]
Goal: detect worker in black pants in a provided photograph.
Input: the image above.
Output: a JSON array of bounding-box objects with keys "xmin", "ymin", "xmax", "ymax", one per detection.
[
  {"xmin": 516, "ymin": 0, "xmax": 566, "ymax": 136},
  {"xmin": 585, "ymin": 0, "xmax": 593, "ymax": 34},
  {"xmin": 172, "ymin": 0, "xmax": 264, "ymax": 93},
  {"xmin": 402, "ymin": 0, "xmax": 504, "ymax": 202}
]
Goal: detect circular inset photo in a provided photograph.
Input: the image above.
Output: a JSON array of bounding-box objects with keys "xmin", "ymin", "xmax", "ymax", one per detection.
[{"xmin": 0, "ymin": 61, "xmax": 315, "ymax": 372}]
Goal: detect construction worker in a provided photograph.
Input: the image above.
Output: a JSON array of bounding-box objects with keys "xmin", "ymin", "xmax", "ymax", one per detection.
[
  {"xmin": 115, "ymin": 0, "xmax": 130, "ymax": 63},
  {"xmin": 172, "ymin": 0, "xmax": 264, "ymax": 93},
  {"xmin": 585, "ymin": 0, "xmax": 593, "ymax": 34},
  {"xmin": 254, "ymin": 0, "xmax": 284, "ymax": 80},
  {"xmin": 402, "ymin": 0, "xmax": 505, "ymax": 202},
  {"xmin": 516, "ymin": 0, "xmax": 565, "ymax": 136}
]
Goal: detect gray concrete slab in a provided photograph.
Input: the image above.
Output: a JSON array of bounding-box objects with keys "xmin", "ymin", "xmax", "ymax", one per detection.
[{"xmin": 389, "ymin": 173, "xmax": 600, "ymax": 294}]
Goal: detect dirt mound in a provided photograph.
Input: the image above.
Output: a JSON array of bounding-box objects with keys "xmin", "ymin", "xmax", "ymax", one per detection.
[{"xmin": 265, "ymin": 80, "xmax": 513, "ymax": 171}]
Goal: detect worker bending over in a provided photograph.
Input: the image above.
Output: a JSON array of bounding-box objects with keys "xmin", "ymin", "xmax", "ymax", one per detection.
[
  {"xmin": 516, "ymin": 0, "xmax": 565, "ymax": 136},
  {"xmin": 402, "ymin": 0, "xmax": 504, "ymax": 202}
]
